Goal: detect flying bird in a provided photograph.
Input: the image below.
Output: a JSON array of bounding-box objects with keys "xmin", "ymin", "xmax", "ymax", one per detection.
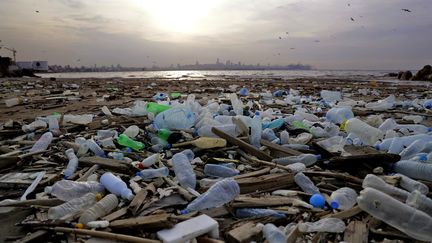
[
  {"xmin": 35, "ymin": 10, "xmax": 39, "ymax": 13},
  {"xmin": 348, "ymin": 3, "xmax": 351, "ymax": 6},
  {"xmin": 290, "ymin": 47, "xmax": 295, "ymax": 50},
  {"xmin": 314, "ymin": 40, "xmax": 320, "ymax": 43},
  {"xmin": 286, "ymin": 32, "xmax": 289, "ymax": 35},
  {"xmin": 401, "ymin": 8, "xmax": 411, "ymax": 12},
  {"xmin": 350, "ymin": 17, "xmax": 355, "ymax": 21},
  {"xmin": 278, "ymin": 36, "xmax": 282, "ymax": 39}
]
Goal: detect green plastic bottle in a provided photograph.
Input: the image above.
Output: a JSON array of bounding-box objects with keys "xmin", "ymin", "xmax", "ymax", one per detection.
[
  {"xmin": 292, "ymin": 120, "xmax": 310, "ymax": 132},
  {"xmin": 170, "ymin": 92, "xmax": 182, "ymax": 99},
  {"xmin": 146, "ymin": 102, "xmax": 171, "ymax": 115},
  {"xmin": 157, "ymin": 128, "xmax": 172, "ymax": 141},
  {"xmin": 117, "ymin": 134, "xmax": 145, "ymax": 151}
]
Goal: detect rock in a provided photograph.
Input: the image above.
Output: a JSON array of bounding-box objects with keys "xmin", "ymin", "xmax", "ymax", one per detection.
[
  {"xmin": 428, "ymin": 74, "xmax": 432, "ymax": 81},
  {"xmin": 400, "ymin": 71, "xmax": 412, "ymax": 80},
  {"xmin": 412, "ymin": 65, "xmax": 432, "ymax": 81},
  {"xmin": 397, "ymin": 71, "xmax": 404, "ymax": 79},
  {"xmin": 387, "ymin": 72, "xmax": 398, "ymax": 77}
]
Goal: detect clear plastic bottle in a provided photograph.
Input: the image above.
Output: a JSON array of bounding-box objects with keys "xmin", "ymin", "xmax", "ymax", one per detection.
[
  {"xmin": 330, "ymin": 187, "xmax": 358, "ymax": 210},
  {"xmin": 250, "ymin": 113, "xmax": 262, "ymax": 148},
  {"xmin": 280, "ymin": 130, "xmax": 290, "ymax": 144},
  {"xmin": 286, "ymin": 163, "xmax": 306, "ymax": 173},
  {"xmin": 294, "ymin": 172, "xmax": 320, "ymax": 195},
  {"xmin": 262, "ymin": 118, "xmax": 285, "ymax": 130},
  {"xmin": 393, "ymin": 160, "xmax": 432, "ymax": 181},
  {"xmin": 48, "ymin": 117, "xmax": 59, "ymax": 132},
  {"xmin": 136, "ymin": 167, "xmax": 169, "ymax": 180},
  {"xmin": 48, "ymin": 192, "xmax": 97, "ymax": 219},
  {"xmin": 396, "ymin": 173, "xmax": 429, "ymax": 194},
  {"xmin": 181, "ymin": 149, "xmax": 195, "ymax": 162},
  {"xmin": 362, "ymin": 174, "xmax": 410, "ymax": 201},
  {"xmin": 154, "ymin": 107, "xmax": 196, "ymax": 130},
  {"xmin": 406, "ymin": 190, "xmax": 432, "ymax": 217},
  {"xmin": 86, "ymin": 138, "xmax": 106, "ymax": 157},
  {"xmin": 298, "ymin": 218, "xmax": 346, "ymax": 233},
  {"xmin": 230, "ymin": 93, "xmax": 244, "ymax": 115},
  {"xmin": 357, "ymin": 187, "xmax": 432, "ymax": 241},
  {"xmin": 377, "ymin": 134, "xmax": 432, "ymax": 152},
  {"xmin": 100, "ymin": 172, "xmax": 134, "ymax": 200},
  {"xmin": 214, "ymin": 115, "xmax": 234, "ymax": 124},
  {"xmin": 123, "ymin": 125, "xmax": 139, "ymax": 138},
  {"xmin": 197, "ymin": 124, "xmax": 239, "ymax": 138},
  {"xmin": 399, "ymin": 139, "xmax": 427, "ymax": 159},
  {"xmin": 172, "ymin": 152, "xmax": 196, "ymax": 189},
  {"xmin": 344, "ymin": 118, "xmax": 383, "ymax": 146},
  {"xmin": 262, "ymin": 223, "xmax": 287, "ymax": 243},
  {"xmin": 64, "ymin": 148, "xmax": 79, "ymax": 179},
  {"xmin": 262, "ymin": 128, "xmax": 278, "ymax": 141},
  {"xmin": 325, "ymin": 107, "xmax": 354, "ymax": 124},
  {"xmin": 395, "ymin": 124, "xmax": 432, "ymax": 134},
  {"xmin": 96, "ymin": 130, "xmax": 118, "ymax": 139},
  {"xmin": 29, "ymin": 132, "xmax": 53, "ymax": 153},
  {"xmin": 204, "ymin": 164, "xmax": 240, "ymax": 178},
  {"xmin": 181, "ymin": 178, "xmax": 240, "ymax": 214},
  {"xmin": 273, "ymin": 154, "xmax": 320, "ymax": 166},
  {"xmin": 79, "ymin": 194, "xmax": 119, "ymax": 225},
  {"xmin": 236, "ymin": 208, "xmax": 285, "ymax": 218},
  {"xmin": 63, "ymin": 114, "xmax": 93, "ymax": 125},
  {"xmin": 22, "ymin": 120, "xmax": 47, "ymax": 132},
  {"xmin": 75, "ymin": 137, "xmax": 90, "ymax": 157},
  {"xmin": 140, "ymin": 153, "xmax": 161, "ymax": 167},
  {"xmin": 46, "ymin": 180, "xmax": 105, "ymax": 201}
]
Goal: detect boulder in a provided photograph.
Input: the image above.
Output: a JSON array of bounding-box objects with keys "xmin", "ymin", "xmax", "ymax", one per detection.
[
  {"xmin": 400, "ymin": 71, "xmax": 412, "ymax": 80},
  {"xmin": 412, "ymin": 65, "xmax": 432, "ymax": 81}
]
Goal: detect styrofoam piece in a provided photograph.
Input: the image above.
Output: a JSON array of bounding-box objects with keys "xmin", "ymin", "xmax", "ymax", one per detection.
[{"xmin": 157, "ymin": 214, "xmax": 218, "ymax": 243}]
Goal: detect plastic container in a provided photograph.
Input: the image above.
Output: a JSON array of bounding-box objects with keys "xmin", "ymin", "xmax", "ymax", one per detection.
[
  {"xmin": 344, "ymin": 118, "xmax": 383, "ymax": 146},
  {"xmin": 146, "ymin": 102, "xmax": 171, "ymax": 115},
  {"xmin": 46, "ymin": 180, "xmax": 105, "ymax": 201},
  {"xmin": 181, "ymin": 178, "xmax": 240, "ymax": 214},
  {"xmin": 86, "ymin": 138, "xmax": 106, "ymax": 157},
  {"xmin": 181, "ymin": 149, "xmax": 195, "ymax": 162},
  {"xmin": 154, "ymin": 107, "xmax": 196, "ymax": 130},
  {"xmin": 63, "ymin": 114, "xmax": 93, "ymax": 125},
  {"xmin": 22, "ymin": 120, "xmax": 47, "ymax": 132},
  {"xmin": 172, "ymin": 152, "xmax": 196, "ymax": 189},
  {"xmin": 262, "ymin": 223, "xmax": 287, "ymax": 243},
  {"xmin": 117, "ymin": 134, "xmax": 144, "ymax": 151},
  {"xmin": 294, "ymin": 172, "xmax": 320, "ymax": 195},
  {"xmin": 376, "ymin": 134, "xmax": 431, "ymax": 152},
  {"xmin": 230, "ymin": 93, "xmax": 243, "ymax": 115},
  {"xmin": 357, "ymin": 187, "xmax": 432, "ymax": 241},
  {"xmin": 204, "ymin": 164, "xmax": 240, "ymax": 178},
  {"xmin": 87, "ymin": 220, "xmax": 110, "ymax": 229},
  {"xmin": 330, "ymin": 187, "xmax": 357, "ymax": 210},
  {"xmin": 29, "ymin": 132, "xmax": 53, "ymax": 153},
  {"xmin": 136, "ymin": 167, "xmax": 169, "ymax": 180},
  {"xmin": 153, "ymin": 92, "xmax": 168, "ymax": 100},
  {"xmin": 362, "ymin": 174, "xmax": 409, "ymax": 201},
  {"xmin": 235, "ymin": 208, "xmax": 285, "ymax": 218},
  {"xmin": 100, "ymin": 172, "xmax": 134, "ymax": 200},
  {"xmin": 326, "ymin": 107, "xmax": 354, "ymax": 124},
  {"xmin": 396, "ymin": 173, "xmax": 429, "ymax": 194},
  {"xmin": 406, "ymin": 190, "xmax": 432, "ymax": 217},
  {"xmin": 123, "ymin": 125, "xmax": 139, "ymax": 138},
  {"xmin": 378, "ymin": 118, "xmax": 397, "ymax": 132},
  {"xmin": 298, "ymin": 218, "xmax": 346, "ymax": 233},
  {"xmin": 64, "ymin": 148, "xmax": 79, "ymax": 179},
  {"xmin": 273, "ymin": 154, "xmax": 320, "ymax": 166},
  {"xmin": 48, "ymin": 192, "xmax": 97, "ymax": 219},
  {"xmin": 79, "ymin": 194, "xmax": 119, "ymax": 225},
  {"xmin": 393, "ymin": 160, "xmax": 432, "ymax": 181}
]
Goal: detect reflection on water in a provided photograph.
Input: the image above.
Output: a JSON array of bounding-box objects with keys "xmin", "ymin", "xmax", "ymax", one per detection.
[{"xmin": 40, "ymin": 70, "xmax": 393, "ymax": 80}]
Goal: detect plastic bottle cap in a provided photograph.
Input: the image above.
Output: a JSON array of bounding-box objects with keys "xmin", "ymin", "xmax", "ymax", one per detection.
[
  {"xmin": 428, "ymin": 128, "xmax": 432, "ymax": 132},
  {"xmin": 136, "ymin": 172, "xmax": 143, "ymax": 177},
  {"xmin": 375, "ymin": 144, "xmax": 381, "ymax": 150},
  {"xmin": 315, "ymin": 154, "xmax": 322, "ymax": 160},
  {"xmin": 330, "ymin": 201, "xmax": 339, "ymax": 209},
  {"xmin": 75, "ymin": 223, "xmax": 84, "ymax": 229},
  {"xmin": 309, "ymin": 194, "xmax": 325, "ymax": 208},
  {"xmin": 180, "ymin": 209, "xmax": 189, "ymax": 215},
  {"xmin": 95, "ymin": 193, "xmax": 103, "ymax": 201},
  {"xmin": 419, "ymin": 154, "xmax": 428, "ymax": 161}
]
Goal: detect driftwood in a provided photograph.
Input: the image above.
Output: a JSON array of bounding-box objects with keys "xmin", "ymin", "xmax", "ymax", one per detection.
[
  {"xmin": 110, "ymin": 213, "xmax": 172, "ymax": 229},
  {"xmin": 235, "ymin": 172, "xmax": 294, "ymax": 194},
  {"xmin": 78, "ymin": 156, "xmax": 130, "ymax": 172}
]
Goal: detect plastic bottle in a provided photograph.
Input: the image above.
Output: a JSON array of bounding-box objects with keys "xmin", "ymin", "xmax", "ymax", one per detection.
[
  {"xmin": 325, "ymin": 107, "xmax": 354, "ymax": 124},
  {"xmin": 22, "ymin": 120, "xmax": 47, "ymax": 132},
  {"xmin": 214, "ymin": 115, "xmax": 234, "ymax": 124},
  {"xmin": 262, "ymin": 223, "xmax": 287, "ymax": 243},
  {"xmin": 154, "ymin": 107, "xmax": 196, "ymax": 130},
  {"xmin": 146, "ymin": 102, "xmax": 171, "ymax": 115},
  {"xmin": 280, "ymin": 130, "xmax": 290, "ymax": 144},
  {"xmin": 45, "ymin": 180, "xmax": 105, "ymax": 201},
  {"xmin": 117, "ymin": 134, "xmax": 144, "ymax": 151},
  {"xmin": 423, "ymin": 99, "xmax": 432, "ymax": 109},
  {"xmin": 96, "ymin": 130, "xmax": 118, "ymax": 139},
  {"xmin": 75, "ymin": 137, "xmax": 90, "ymax": 157},
  {"xmin": 48, "ymin": 193, "xmax": 97, "ymax": 219},
  {"xmin": 357, "ymin": 187, "xmax": 432, "ymax": 241},
  {"xmin": 181, "ymin": 178, "xmax": 240, "ymax": 214},
  {"xmin": 235, "ymin": 208, "xmax": 285, "ymax": 218},
  {"xmin": 29, "ymin": 132, "xmax": 53, "ymax": 153},
  {"xmin": 378, "ymin": 118, "xmax": 397, "ymax": 132},
  {"xmin": 362, "ymin": 174, "xmax": 410, "ymax": 201},
  {"xmin": 157, "ymin": 128, "xmax": 172, "ymax": 141},
  {"xmin": 139, "ymin": 153, "xmax": 161, "ymax": 168},
  {"xmin": 329, "ymin": 187, "xmax": 357, "ymax": 210},
  {"xmin": 48, "ymin": 117, "xmax": 59, "ymax": 132},
  {"xmin": 395, "ymin": 124, "xmax": 432, "ymax": 134},
  {"xmin": 273, "ymin": 154, "xmax": 320, "ymax": 166},
  {"xmin": 250, "ymin": 113, "xmax": 262, "ymax": 148},
  {"xmin": 399, "ymin": 140, "xmax": 427, "ymax": 159},
  {"xmin": 136, "ymin": 167, "xmax": 169, "ymax": 180},
  {"xmin": 204, "ymin": 164, "xmax": 240, "ymax": 178},
  {"xmin": 298, "ymin": 218, "xmax": 346, "ymax": 233},
  {"xmin": 320, "ymin": 90, "xmax": 341, "ymax": 103},
  {"xmin": 64, "ymin": 148, "xmax": 79, "ymax": 179},
  {"xmin": 344, "ymin": 118, "xmax": 383, "ymax": 146},
  {"xmin": 123, "ymin": 125, "xmax": 139, "ymax": 138},
  {"xmin": 294, "ymin": 172, "xmax": 320, "ymax": 195},
  {"xmin": 396, "ymin": 173, "xmax": 429, "ymax": 194},
  {"xmin": 376, "ymin": 134, "xmax": 431, "ymax": 152},
  {"xmin": 181, "ymin": 149, "xmax": 195, "ymax": 162},
  {"xmin": 262, "ymin": 118, "xmax": 285, "ymax": 130},
  {"xmin": 393, "ymin": 160, "xmax": 432, "ymax": 181},
  {"xmin": 63, "ymin": 114, "xmax": 93, "ymax": 125},
  {"xmin": 197, "ymin": 124, "xmax": 239, "ymax": 138},
  {"xmin": 86, "ymin": 138, "xmax": 106, "ymax": 157},
  {"xmin": 79, "ymin": 194, "xmax": 119, "ymax": 225},
  {"xmin": 153, "ymin": 92, "xmax": 168, "ymax": 100},
  {"xmin": 406, "ymin": 190, "xmax": 432, "ymax": 217},
  {"xmin": 286, "ymin": 163, "xmax": 306, "ymax": 173},
  {"xmin": 172, "ymin": 152, "xmax": 196, "ymax": 189},
  {"xmin": 262, "ymin": 128, "xmax": 279, "ymax": 143},
  {"xmin": 100, "ymin": 172, "xmax": 134, "ymax": 200}
]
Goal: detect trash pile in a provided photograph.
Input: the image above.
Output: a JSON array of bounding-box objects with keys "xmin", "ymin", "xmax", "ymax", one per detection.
[{"xmin": 1, "ymin": 79, "xmax": 432, "ymax": 242}]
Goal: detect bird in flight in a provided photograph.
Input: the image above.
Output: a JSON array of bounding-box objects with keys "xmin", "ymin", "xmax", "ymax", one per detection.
[
  {"xmin": 35, "ymin": 10, "xmax": 39, "ymax": 13},
  {"xmin": 350, "ymin": 17, "xmax": 355, "ymax": 21},
  {"xmin": 401, "ymin": 9, "xmax": 412, "ymax": 12},
  {"xmin": 290, "ymin": 48, "xmax": 295, "ymax": 50},
  {"xmin": 278, "ymin": 36, "xmax": 282, "ymax": 39}
]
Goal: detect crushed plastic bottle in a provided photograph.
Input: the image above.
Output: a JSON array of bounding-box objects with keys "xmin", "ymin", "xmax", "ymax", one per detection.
[
  {"xmin": 172, "ymin": 152, "xmax": 196, "ymax": 189},
  {"xmin": 330, "ymin": 187, "xmax": 358, "ymax": 210},
  {"xmin": 239, "ymin": 87, "xmax": 249, "ymax": 96},
  {"xmin": 235, "ymin": 208, "xmax": 285, "ymax": 218},
  {"xmin": 298, "ymin": 218, "xmax": 346, "ymax": 233},
  {"xmin": 344, "ymin": 118, "xmax": 383, "ymax": 146},
  {"xmin": 294, "ymin": 172, "xmax": 320, "ymax": 195},
  {"xmin": 396, "ymin": 173, "xmax": 429, "ymax": 194},
  {"xmin": 181, "ymin": 178, "xmax": 240, "ymax": 214},
  {"xmin": 136, "ymin": 167, "xmax": 169, "ymax": 180},
  {"xmin": 100, "ymin": 172, "xmax": 134, "ymax": 200},
  {"xmin": 204, "ymin": 164, "xmax": 240, "ymax": 178},
  {"xmin": 123, "ymin": 125, "xmax": 140, "ymax": 138},
  {"xmin": 45, "ymin": 180, "xmax": 105, "ymax": 201},
  {"xmin": 326, "ymin": 107, "xmax": 354, "ymax": 124},
  {"xmin": 22, "ymin": 120, "xmax": 47, "ymax": 132},
  {"xmin": 273, "ymin": 154, "xmax": 320, "ymax": 166},
  {"xmin": 406, "ymin": 190, "xmax": 432, "ymax": 217},
  {"xmin": 79, "ymin": 194, "xmax": 119, "ymax": 225},
  {"xmin": 64, "ymin": 148, "xmax": 79, "ymax": 179},
  {"xmin": 320, "ymin": 90, "xmax": 341, "ymax": 103},
  {"xmin": 362, "ymin": 174, "xmax": 409, "ymax": 201},
  {"xmin": 154, "ymin": 107, "xmax": 196, "ymax": 130},
  {"xmin": 262, "ymin": 223, "xmax": 287, "ymax": 243},
  {"xmin": 48, "ymin": 192, "xmax": 97, "ymax": 219}
]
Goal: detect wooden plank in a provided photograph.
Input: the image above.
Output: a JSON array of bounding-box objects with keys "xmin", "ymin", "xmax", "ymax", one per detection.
[
  {"xmin": 326, "ymin": 153, "xmax": 400, "ymax": 169},
  {"xmin": 197, "ymin": 236, "xmax": 226, "ymax": 243},
  {"xmin": 260, "ymin": 139, "xmax": 302, "ymax": 156},
  {"xmin": 344, "ymin": 220, "xmax": 368, "ymax": 243},
  {"xmin": 129, "ymin": 189, "xmax": 148, "ymax": 215},
  {"xmin": 226, "ymin": 222, "xmax": 261, "ymax": 243},
  {"xmin": 303, "ymin": 171, "xmax": 363, "ymax": 185},
  {"xmin": 78, "ymin": 157, "xmax": 130, "ymax": 172},
  {"xmin": 235, "ymin": 172, "xmax": 294, "ymax": 194},
  {"xmin": 14, "ymin": 230, "xmax": 48, "ymax": 243},
  {"xmin": 101, "ymin": 207, "xmax": 128, "ymax": 222},
  {"xmin": 76, "ymin": 164, "xmax": 99, "ymax": 182},
  {"xmin": 233, "ymin": 196, "xmax": 310, "ymax": 208},
  {"xmin": 109, "ymin": 213, "xmax": 172, "ymax": 229},
  {"xmin": 233, "ymin": 168, "xmax": 270, "ymax": 180},
  {"xmin": 286, "ymin": 225, "xmax": 302, "ymax": 243},
  {"xmin": 212, "ymin": 127, "xmax": 272, "ymax": 161}
]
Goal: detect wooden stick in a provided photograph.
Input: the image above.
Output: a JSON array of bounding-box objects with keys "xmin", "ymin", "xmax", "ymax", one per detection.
[
  {"xmin": 237, "ymin": 149, "xmax": 291, "ymax": 172},
  {"xmin": 260, "ymin": 139, "xmax": 302, "ymax": 156}
]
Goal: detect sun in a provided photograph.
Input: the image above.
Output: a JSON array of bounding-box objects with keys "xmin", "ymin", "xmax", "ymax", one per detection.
[{"xmin": 138, "ymin": 0, "xmax": 216, "ymax": 34}]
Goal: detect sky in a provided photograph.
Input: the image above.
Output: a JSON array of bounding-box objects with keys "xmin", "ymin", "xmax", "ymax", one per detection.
[{"xmin": 0, "ymin": 0, "xmax": 431, "ymax": 70}]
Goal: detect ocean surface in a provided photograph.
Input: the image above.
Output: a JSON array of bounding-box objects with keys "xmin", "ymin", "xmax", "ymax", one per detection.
[{"xmin": 40, "ymin": 70, "xmax": 395, "ymax": 81}]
